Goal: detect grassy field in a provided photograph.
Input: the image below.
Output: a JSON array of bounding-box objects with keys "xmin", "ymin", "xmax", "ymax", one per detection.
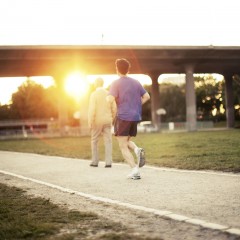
[
  {"xmin": 0, "ymin": 129, "xmax": 240, "ymax": 172},
  {"xmin": 0, "ymin": 183, "xmax": 150, "ymax": 240}
]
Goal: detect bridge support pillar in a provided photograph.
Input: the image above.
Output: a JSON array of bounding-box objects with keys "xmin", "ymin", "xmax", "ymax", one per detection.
[
  {"xmin": 224, "ymin": 74, "xmax": 235, "ymax": 128},
  {"xmin": 185, "ymin": 65, "xmax": 197, "ymax": 131},
  {"xmin": 149, "ymin": 72, "xmax": 161, "ymax": 130},
  {"xmin": 54, "ymin": 75, "xmax": 69, "ymax": 136}
]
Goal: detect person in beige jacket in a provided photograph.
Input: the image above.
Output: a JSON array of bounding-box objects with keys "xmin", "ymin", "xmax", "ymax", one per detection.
[{"xmin": 88, "ymin": 77, "xmax": 117, "ymax": 167}]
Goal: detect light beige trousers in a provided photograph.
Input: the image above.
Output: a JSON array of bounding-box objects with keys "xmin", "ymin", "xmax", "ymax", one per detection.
[{"xmin": 91, "ymin": 123, "xmax": 112, "ymax": 165}]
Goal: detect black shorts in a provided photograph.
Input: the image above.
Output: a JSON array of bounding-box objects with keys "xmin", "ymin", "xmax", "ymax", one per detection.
[{"xmin": 114, "ymin": 118, "xmax": 138, "ymax": 137}]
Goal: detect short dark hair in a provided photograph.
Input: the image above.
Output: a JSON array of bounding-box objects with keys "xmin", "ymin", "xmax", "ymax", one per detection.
[{"xmin": 115, "ymin": 58, "xmax": 130, "ymax": 75}]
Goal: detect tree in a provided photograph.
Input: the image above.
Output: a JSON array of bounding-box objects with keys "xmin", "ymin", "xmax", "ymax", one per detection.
[
  {"xmin": 144, "ymin": 83, "xmax": 186, "ymax": 122},
  {"xmin": 0, "ymin": 104, "xmax": 12, "ymax": 120},
  {"xmin": 10, "ymin": 80, "xmax": 58, "ymax": 119},
  {"xmin": 159, "ymin": 83, "xmax": 186, "ymax": 122},
  {"xmin": 233, "ymin": 74, "xmax": 240, "ymax": 121},
  {"xmin": 195, "ymin": 75, "xmax": 225, "ymax": 121},
  {"xmin": 140, "ymin": 85, "xmax": 151, "ymax": 121}
]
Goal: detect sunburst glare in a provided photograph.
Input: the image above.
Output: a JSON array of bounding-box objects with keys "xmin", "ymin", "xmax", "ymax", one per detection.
[{"xmin": 65, "ymin": 72, "xmax": 90, "ymax": 101}]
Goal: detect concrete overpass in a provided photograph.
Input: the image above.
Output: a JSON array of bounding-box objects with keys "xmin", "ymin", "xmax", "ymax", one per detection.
[{"xmin": 1, "ymin": 45, "xmax": 239, "ymax": 132}]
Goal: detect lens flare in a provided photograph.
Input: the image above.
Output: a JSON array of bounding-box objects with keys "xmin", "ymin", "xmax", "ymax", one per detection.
[{"xmin": 65, "ymin": 72, "xmax": 89, "ymax": 101}]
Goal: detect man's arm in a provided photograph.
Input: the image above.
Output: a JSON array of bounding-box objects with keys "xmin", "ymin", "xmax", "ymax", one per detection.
[
  {"xmin": 141, "ymin": 92, "xmax": 150, "ymax": 104},
  {"xmin": 106, "ymin": 95, "xmax": 115, "ymax": 103},
  {"xmin": 107, "ymin": 95, "xmax": 117, "ymax": 124},
  {"xmin": 88, "ymin": 94, "xmax": 96, "ymax": 129},
  {"xmin": 111, "ymin": 100, "xmax": 117, "ymax": 119}
]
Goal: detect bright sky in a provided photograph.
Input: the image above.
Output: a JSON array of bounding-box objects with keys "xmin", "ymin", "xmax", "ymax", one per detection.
[
  {"xmin": 0, "ymin": 0, "xmax": 238, "ymax": 105},
  {"xmin": 0, "ymin": 0, "xmax": 239, "ymax": 46},
  {"xmin": 0, "ymin": 74, "xmax": 152, "ymax": 105}
]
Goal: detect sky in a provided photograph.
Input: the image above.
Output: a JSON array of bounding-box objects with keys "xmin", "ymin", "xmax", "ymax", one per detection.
[
  {"xmin": 0, "ymin": 0, "xmax": 238, "ymax": 105},
  {"xmin": 0, "ymin": 0, "xmax": 240, "ymax": 46}
]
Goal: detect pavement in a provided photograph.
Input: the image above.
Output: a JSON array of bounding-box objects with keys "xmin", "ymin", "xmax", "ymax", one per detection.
[{"xmin": 0, "ymin": 150, "xmax": 240, "ymax": 236}]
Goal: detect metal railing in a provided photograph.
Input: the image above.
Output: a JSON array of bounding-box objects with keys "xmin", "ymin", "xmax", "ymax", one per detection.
[{"xmin": 0, "ymin": 120, "xmax": 214, "ymax": 140}]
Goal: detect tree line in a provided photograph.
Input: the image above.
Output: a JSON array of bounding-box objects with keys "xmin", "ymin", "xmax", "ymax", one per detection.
[
  {"xmin": 141, "ymin": 74, "xmax": 240, "ymax": 122},
  {"xmin": 0, "ymin": 75, "xmax": 240, "ymax": 124}
]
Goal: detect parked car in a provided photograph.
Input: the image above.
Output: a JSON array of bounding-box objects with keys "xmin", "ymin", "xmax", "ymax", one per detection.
[{"xmin": 137, "ymin": 121, "xmax": 158, "ymax": 133}]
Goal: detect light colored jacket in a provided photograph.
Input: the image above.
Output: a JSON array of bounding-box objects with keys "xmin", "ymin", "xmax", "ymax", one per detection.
[{"xmin": 88, "ymin": 87, "xmax": 117, "ymax": 128}]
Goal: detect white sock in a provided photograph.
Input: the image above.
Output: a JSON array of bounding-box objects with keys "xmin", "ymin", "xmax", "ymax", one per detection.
[
  {"xmin": 134, "ymin": 147, "xmax": 139, "ymax": 156},
  {"xmin": 132, "ymin": 166, "xmax": 139, "ymax": 174}
]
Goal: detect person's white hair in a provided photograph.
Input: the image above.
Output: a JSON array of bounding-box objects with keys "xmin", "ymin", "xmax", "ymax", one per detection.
[{"xmin": 94, "ymin": 77, "xmax": 104, "ymax": 87}]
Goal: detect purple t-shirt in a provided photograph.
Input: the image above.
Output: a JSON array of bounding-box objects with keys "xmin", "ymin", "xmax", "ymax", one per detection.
[{"xmin": 109, "ymin": 76, "xmax": 147, "ymax": 121}]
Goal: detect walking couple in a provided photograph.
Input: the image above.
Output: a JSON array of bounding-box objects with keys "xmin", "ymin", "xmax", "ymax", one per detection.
[{"xmin": 88, "ymin": 58, "xmax": 150, "ymax": 180}]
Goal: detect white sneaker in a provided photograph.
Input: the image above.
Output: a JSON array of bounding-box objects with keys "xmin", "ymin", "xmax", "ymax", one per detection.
[
  {"xmin": 137, "ymin": 148, "xmax": 145, "ymax": 168},
  {"xmin": 127, "ymin": 168, "xmax": 141, "ymax": 180}
]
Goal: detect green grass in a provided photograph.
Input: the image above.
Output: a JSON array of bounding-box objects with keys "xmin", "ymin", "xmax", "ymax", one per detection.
[
  {"xmin": 139, "ymin": 130, "xmax": 240, "ymax": 172},
  {"xmin": 0, "ymin": 183, "xmax": 157, "ymax": 240},
  {"xmin": 0, "ymin": 130, "xmax": 240, "ymax": 172},
  {"xmin": 213, "ymin": 120, "xmax": 240, "ymax": 128}
]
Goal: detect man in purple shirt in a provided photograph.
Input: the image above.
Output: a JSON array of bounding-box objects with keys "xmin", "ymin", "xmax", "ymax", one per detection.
[{"xmin": 107, "ymin": 58, "xmax": 150, "ymax": 180}]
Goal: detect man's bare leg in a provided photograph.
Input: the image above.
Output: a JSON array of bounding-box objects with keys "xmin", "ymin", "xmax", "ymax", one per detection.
[
  {"xmin": 116, "ymin": 136, "xmax": 136, "ymax": 168},
  {"xmin": 128, "ymin": 139, "xmax": 139, "ymax": 154},
  {"xmin": 128, "ymin": 139, "xmax": 145, "ymax": 168}
]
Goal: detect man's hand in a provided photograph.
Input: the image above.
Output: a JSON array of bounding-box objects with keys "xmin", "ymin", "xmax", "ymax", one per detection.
[{"xmin": 141, "ymin": 92, "xmax": 150, "ymax": 104}]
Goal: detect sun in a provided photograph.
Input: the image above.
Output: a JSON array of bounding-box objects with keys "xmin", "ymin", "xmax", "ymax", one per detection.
[{"xmin": 65, "ymin": 72, "xmax": 89, "ymax": 100}]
